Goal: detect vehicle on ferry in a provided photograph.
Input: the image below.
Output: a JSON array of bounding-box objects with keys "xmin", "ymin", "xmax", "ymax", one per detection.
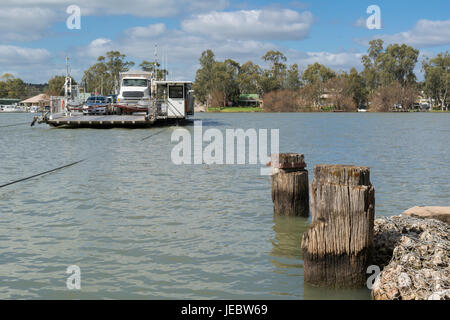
[{"xmin": 82, "ymin": 96, "xmax": 113, "ymax": 115}]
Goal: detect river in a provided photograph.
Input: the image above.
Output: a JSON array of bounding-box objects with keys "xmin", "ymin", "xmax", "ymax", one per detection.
[{"xmin": 0, "ymin": 112, "xmax": 448, "ymax": 299}]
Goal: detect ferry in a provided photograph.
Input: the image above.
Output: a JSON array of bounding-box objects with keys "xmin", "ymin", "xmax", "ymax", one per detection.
[{"xmin": 33, "ymin": 59, "xmax": 194, "ymax": 128}]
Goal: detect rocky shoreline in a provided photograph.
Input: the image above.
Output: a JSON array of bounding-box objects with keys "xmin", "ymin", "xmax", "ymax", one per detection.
[{"xmin": 372, "ymin": 215, "xmax": 449, "ymax": 300}]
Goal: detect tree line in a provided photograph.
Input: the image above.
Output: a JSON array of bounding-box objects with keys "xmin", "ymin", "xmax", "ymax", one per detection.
[
  {"xmin": 0, "ymin": 73, "xmax": 45, "ymax": 100},
  {"xmin": 193, "ymin": 40, "xmax": 449, "ymax": 112},
  {"xmin": 81, "ymin": 51, "xmax": 167, "ymax": 95}
]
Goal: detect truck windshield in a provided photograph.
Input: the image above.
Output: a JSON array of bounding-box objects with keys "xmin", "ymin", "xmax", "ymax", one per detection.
[{"xmin": 123, "ymin": 79, "xmax": 148, "ymax": 87}]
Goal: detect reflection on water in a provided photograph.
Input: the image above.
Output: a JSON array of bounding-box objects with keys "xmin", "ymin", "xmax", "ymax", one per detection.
[
  {"xmin": 0, "ymin": 112, "xmax": 448, "ymax": 299},
  {"xmin": 270, "ymin": 216, "xmax": 309, "ymax": 261}
]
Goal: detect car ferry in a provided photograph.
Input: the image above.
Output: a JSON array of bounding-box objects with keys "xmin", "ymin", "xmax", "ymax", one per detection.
[{"xmin": 33, "ymin": 60, "xmax": 194, "ymax": 128}]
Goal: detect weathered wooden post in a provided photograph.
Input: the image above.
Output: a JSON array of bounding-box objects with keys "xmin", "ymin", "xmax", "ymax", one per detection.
[
  {"xmin": 301, "ymin": 165, "xmax": 375, "ymax": 288},
  {"xmin": 269, "ymin": 153, "xmax": 309, "ymax": 217}
]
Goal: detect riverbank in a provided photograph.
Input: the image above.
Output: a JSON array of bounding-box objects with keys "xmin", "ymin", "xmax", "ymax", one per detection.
[
  {"xmin": 198, "ymin": 106, "xmax": 449, "ymax": 113},
  {"xmin": 205, "ymin": 106, "xmax": 263, "ymax": 113},
  {"xmin": 372, "ymin": 215, "xmax": 449, "ymax": 300}
]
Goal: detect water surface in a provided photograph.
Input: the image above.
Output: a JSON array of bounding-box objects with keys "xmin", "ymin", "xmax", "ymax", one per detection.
[{"xmin": 0, "ymin": 112, "xmax": 448, "ymax": 299}]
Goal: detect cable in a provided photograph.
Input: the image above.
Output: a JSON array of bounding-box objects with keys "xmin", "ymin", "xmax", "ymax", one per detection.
[{"xmin": 0, "ymin": 160, "xmax": 85, "ymax": 189}]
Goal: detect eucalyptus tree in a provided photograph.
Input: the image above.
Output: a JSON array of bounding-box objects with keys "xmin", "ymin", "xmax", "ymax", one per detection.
[{"xmin": 423, "ymin": 52, "xmax": 449, "ymax": 110}]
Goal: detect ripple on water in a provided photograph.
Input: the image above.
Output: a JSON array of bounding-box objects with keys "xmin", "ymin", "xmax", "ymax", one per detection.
[{"xmin": 0, "ymin": 112, "xmax": 449, "ymax": 299}]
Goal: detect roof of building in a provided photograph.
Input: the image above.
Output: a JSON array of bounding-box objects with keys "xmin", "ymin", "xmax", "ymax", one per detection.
[{"xmin": 21, "ymin": 93, "xmax": 50, "ymax": 104}]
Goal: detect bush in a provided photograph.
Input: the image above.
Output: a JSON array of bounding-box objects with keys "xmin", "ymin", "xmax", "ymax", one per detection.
[
  {"xmin": 263, "ymin": 90, "xmax": 298, "ymax": 112},
  {"xmin": 369, "ymin": 82, "xmax": 418, "ymax": 112}
]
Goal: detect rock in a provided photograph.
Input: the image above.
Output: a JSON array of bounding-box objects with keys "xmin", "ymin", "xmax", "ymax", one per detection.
[
  {"xmin": 372, "ymin": 216, "xmax": 449, "ymax": 300},
  {"xmin": 402, "ymin": 206, "xmax": 450, "ymax": 224}
]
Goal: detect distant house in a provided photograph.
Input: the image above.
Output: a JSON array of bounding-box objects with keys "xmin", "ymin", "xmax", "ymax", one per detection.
[
  {"xmin": 20, "ymin": 94, "xmax": 50, "ymax": 111},
  {"xmin": 239, "ymin": 94, "xmax": 261, "ymax": 107}
]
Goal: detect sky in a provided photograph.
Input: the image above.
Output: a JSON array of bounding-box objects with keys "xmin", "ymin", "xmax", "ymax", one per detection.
[{"xmin": 0, "ymin": 0, "xmax": 449, "ymax": 83}]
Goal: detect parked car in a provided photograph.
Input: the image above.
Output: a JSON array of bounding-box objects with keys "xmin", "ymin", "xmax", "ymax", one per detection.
[{"xmin": 82, "ymin": 96, "xmax": 112, "ymax": 115}]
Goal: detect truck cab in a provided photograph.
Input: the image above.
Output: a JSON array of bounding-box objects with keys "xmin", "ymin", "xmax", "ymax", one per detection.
[{"xmin": 117, "ymin": 71, "xmax": 153, "ymax": 105}]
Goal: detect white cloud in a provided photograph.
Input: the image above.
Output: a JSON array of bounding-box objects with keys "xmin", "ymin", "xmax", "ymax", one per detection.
[
  {"xmin": 181, "ymin": 9, "xmax": 314, "ymax": 40},
  {"xmin": 0, "ymin": 45, "xmax": 53, "ymax": 82},
  {"xmin": 73, "ymin": 22, "xmax": 364, "ymax": 83},
  {"xmin": 0, "ymin": 0, "xmax": 232, "ymax": 41},
  {"xmin": 288, "ymin": 51, "xmax": 364, "ymax": 71},
  {"xmin": 0, "ymin": 0, "xmax": 229, "ymax": 18},
  {"xmin": 354, "ymin": 17, "xmax": 367, "ymax": 28},
  {"xmin": 124, "ymin": 24, "xmax": 167, "ymax": 39},
  {"xmin": 0, "ymin": 45, "xmax": 51, "ymax": 65},
  {"xmin": 356, "ymin": 19, "xmax": 450, "ymax": 48},
  {"xmin": 0, "ymin": 7, "xmax": 57, "ymax": 41}
]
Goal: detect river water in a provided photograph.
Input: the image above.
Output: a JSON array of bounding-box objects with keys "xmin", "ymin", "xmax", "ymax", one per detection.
[{"xmin": 0, "ymin": 112, "xmax": 448, "ymax": 299}]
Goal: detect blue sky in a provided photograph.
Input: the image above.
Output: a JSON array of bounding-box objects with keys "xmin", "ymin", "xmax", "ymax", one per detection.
[{"xmin": 0, "ymin": 0, "xmax": 448, "ymax": 83}]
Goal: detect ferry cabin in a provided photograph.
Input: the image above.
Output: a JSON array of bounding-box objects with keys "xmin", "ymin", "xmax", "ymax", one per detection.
[{"xmin": 153, "ymin": 80, "xmax": 194, "ymax": 119}]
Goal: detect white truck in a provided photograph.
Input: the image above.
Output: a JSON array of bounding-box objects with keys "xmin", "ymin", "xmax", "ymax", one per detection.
[
  {"xmin": 115, "ymin": 70, "xmax": 194, "ymax": 120},
  {"xmin": 116, "ymin": 71, "xmax": 152, "ymax": 113}
]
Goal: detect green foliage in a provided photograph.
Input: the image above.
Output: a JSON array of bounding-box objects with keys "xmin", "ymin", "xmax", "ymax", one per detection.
[
  {"xmin": 362, "ymin": 39, "xmax": 419, "ymax": 91},
  {"xmin": 82, "ymin": 51, "xmax": 134, "ymax": 95},
  {"xmin": 285, "ymin": 64, "xmax": 302, "ymax": 91},
  {"xmin": 237, "ymin": 61, "xmax": 261, "ymax": 94},
  {"xmin": 193, "ymin": 50, "xmax": 216, "ymax": 104},
  {"xmin": 347, "ymin": 68, "xmax": 368, "ymax": 106},
  {"xmin": 192, "ymin": 42, "xmax": 446, "ymax": 112},
  {"xmin": 47, "ymin": 75, "xmax": 76, "ymax": 96},
  {"xmin": 0, "ymin": 74, "xmax": 27, "ymax": 99},
  {"xmin": 301, "ymin": 63, "xmax": 336, "ymax": 108},
  {"xmin": 139, "ymin": 60, "xmax": 168, "ymax": 80},
  {"xmin": 423, "ymin": 52, "xmax": 449, "ymax": 110}
]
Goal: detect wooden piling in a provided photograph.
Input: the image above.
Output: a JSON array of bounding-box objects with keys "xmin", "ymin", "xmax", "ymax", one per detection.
[
  {"xmin": 269, "ymin": 153, "xmax": 309, "ymax": 217},
  {"xmin": 301, "ymin": 165, "xmax": 375, "ymax": 288}
]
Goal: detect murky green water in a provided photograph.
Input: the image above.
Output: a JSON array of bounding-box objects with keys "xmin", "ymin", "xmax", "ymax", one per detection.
[{"xmin": 0, "ymin": 112, "xmax": 448, "ymax": 299}]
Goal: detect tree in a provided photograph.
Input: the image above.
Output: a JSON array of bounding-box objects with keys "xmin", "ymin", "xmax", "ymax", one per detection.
[
  {"xmin": 0, "ymin": 81, "xmax": 7, "ymax": 98},
  {"xmin": 302, "ymin": 63, "xmax": 336, "ymax": 109},
  {"xmin": 423, "ymin": 52, "xmax": 449, "ymax": 110},
  {"xmin": 139, "ymin": 60, "xmax": 168, "ymax": 80},
  {"xmin": 82, "ymin": 51, "xmax": 134, "ymax": 95},
  {"xmin": 208, "ymin": 59, "xmax": 240, "ymax": 108},
  {"xmin": 285, "ymin": 64, "xmax": 302, "ymax": 91},
  {"xmin": 47, "ymin": 75, "xmax": 76, "ymax": 96},
  {"xmin": 369, "ymin": 81, "xmax": 418, "ymax": 112},
  {"xmin": 261, "ymin": 50, "xmax": 287, "ymax": 92},
  {"xmin": 324, "ymin": 73, "xmax": 357, "ymax": 111},
  {"xmin": 237, "ymin": 61, "xmax": 261, "ymax": 94},
  {"xmin": 347, "ymin": 68, "xmax": 368, "ymax": 107},
  {"xmin": 362, "ymin": 39, "xmax": 419, "ymax": 90},
  {"xmin": 105, "ymin": 51, "xmax": 135, "ymax": 88},
  {"xmin": 361, "ymin": 39, "xmax": 384, "ymax": 92},
  {"xmin": 379, "ymin": 43, "xmax": 419, "ymax": 86},
  {"xmin": 263, "ymin": 89, "xmax": 299, "ymax": 112},
  {"xmin": 4, "ymin": 77, "xmax": 26, "ymax": 99},
  {"xmin": 193, "ymin": 50, "xmax": 216, "ymax": 105}
]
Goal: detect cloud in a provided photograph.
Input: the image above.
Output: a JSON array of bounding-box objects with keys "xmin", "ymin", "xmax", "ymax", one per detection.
[
  {"xmin": 356, "ymin": 19, "xmax": 450, "ymax": 48},
  {"xmin": 73, "ymin": 21, "xmax": 364, "ymax": 83},
  {"xmin": 288, "ymin": 51, "xmax": 364, "ymax": 71},
  {"xmin": 124, "ymin": 24, "xmax": 167, "ymax": 39},
  {"xmin": 0, "ymin": 45, "xmax": 51, "ymax": 65},
  {"xmin": 0, "ymin": 7, "xmax": 57, "ymax": 42},
  {"xmin": 181, "ymin": 9, "xmax": 314, "ymax": 40},
  {"xmin": 0, "ymin": 45, "xmax": 54, "ymax": 82},
  {"xmin": 354, "ymin": 17, "xmax": 367, "ymax": 28},
  {"xmin": 0, "ymin": 0, "xmax": 230, "ymax": 18}
]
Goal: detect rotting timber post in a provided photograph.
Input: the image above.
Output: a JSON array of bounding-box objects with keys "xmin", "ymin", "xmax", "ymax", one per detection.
[
  {"xmin": 269, "ymin": 153, "xmax": 309, "ymax": 217},
  {"xmin": 301, "ymin": 165, "xmax": 375, "ymax": 288}
]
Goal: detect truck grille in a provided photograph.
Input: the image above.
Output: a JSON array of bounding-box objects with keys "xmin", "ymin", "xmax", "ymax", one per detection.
[{"xmin": 123, "ymin": 91, "xmax": 144, "ymax": 98}]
